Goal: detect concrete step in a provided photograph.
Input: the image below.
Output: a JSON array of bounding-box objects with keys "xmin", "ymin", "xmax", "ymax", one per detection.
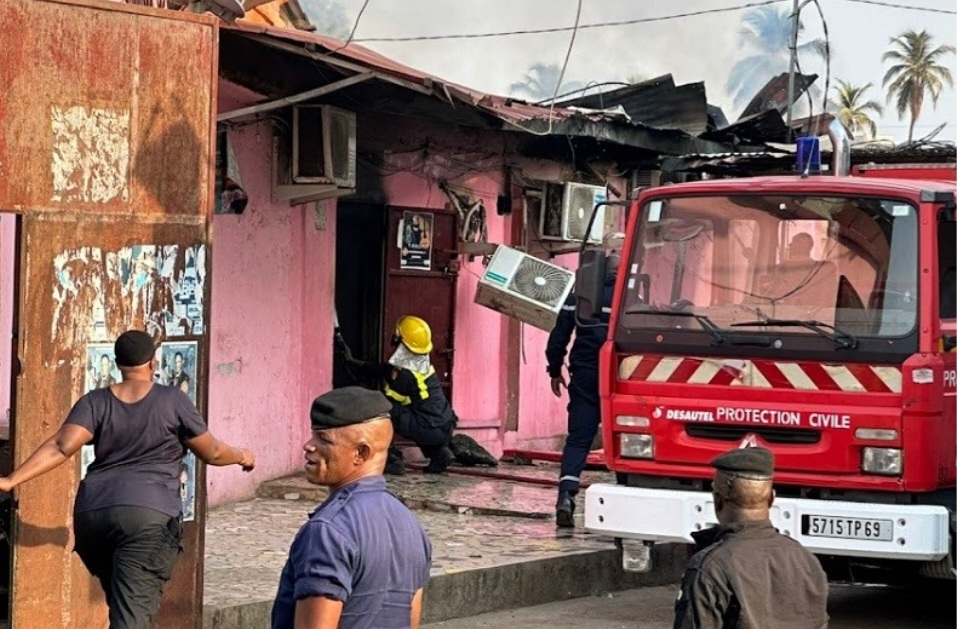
[
  {"xmin": 256, "ymin": 461, "xmax": 615, "ymax": 519},
  {"xmin": 205, "ymin": 465, "xmax": 685, "ymax": 629}
]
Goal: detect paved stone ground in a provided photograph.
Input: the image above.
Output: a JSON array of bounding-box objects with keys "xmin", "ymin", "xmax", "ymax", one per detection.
[
  {"xmin": 204, "ymin": 462, "xmax": 618, "ymax": 615},
  {"xmin": 423, "ymin": 582, "xmax": 957, "ymax": 629}
]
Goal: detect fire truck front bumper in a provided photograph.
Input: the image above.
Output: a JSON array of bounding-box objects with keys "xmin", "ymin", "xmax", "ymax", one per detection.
[{"xmin": 584, "ymin": 484, "xmax": 951, "ymax": 561}]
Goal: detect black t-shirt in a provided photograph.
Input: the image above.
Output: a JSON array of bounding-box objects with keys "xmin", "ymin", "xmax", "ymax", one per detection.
[{"xmin": 66, "ymin": 384, "xmax": 209, "ymax": 516}]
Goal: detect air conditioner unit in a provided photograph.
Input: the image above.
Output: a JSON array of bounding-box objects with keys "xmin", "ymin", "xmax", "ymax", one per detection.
[
  {"xmin": 474, "ymin": 245, "xmax": 575, "ymax": 331},
  {"xmin": 539, "ymin": 182, "xmax": 607, "ymax": 243},
  {"xmin": 292, "ymin": 105, "xmax": 356, "ymax": 188}
]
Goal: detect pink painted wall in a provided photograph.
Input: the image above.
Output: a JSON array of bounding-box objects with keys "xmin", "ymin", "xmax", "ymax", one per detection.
[
  {"xmin": 361, "ymin": 115, "xmax": 623, "ymax": 457},
  {"xmin": 0, "ymin": 214, "xmax": 15, "ymax": 435},
  {"xmin": 206, "ymin": 84, "xmax": 626, "ymax": 504},
  {"xmin": 207, "ymin": 82, "xmax": 335, "ymax": 506}
]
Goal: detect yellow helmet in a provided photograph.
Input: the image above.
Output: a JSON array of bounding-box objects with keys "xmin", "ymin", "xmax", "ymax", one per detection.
[{"xmin": 394, "ymin": 315, "xmax": 433, "ymax": 354}]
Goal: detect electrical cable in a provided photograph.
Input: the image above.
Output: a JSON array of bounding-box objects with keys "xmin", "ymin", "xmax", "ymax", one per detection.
[
  {"xmin": 836, "ymin": 0, "xmax": 955, "ymax": 14},
  {"xmin": 787, "ymin": 0, "xmax": 830, "ymax": 175},
  {"xmin": 325, "ymin": 0, "xmax": 373, "ymax": 55},
  {"xmin": 810, "ymin": 0, "xmax": 831, "ymax": 140},
  {"xmin": 537, "ymin": 81, "xmax": 631, "ymax": 107},
  {"xmin": 352, "ymin": 0, "xmax": 787, "ymax": 43},
  {"xmin": 502, "ymin": 0, "xmax": 583, "ymax": 138}
]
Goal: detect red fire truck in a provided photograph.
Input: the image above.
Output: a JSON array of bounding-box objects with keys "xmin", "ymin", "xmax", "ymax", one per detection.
[{"xmin": 578, "ymin": 124, "xmax": 957, "ymax": 582}]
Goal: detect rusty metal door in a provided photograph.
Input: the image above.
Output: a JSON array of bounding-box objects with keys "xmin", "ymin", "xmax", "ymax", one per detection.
[
  {"xmin": 0, "ymin": 2, "xmax": 218, "ymax": 628},
  {"xmin": 382, "ymin": 208, "xmax": 458, "ymax": 401}
]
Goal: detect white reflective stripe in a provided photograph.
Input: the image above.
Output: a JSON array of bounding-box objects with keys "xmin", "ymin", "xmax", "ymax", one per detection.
[
  {"xmin": 647, "ymin": 357, "xmax": 683, "ymax": 382},
  {"xmin": 871, "ymin": 366, "xmax": 903, "ymax": 393},
  {"xmin": 559, "ymin": 475, "xmax": 580, "ymax": 483},
  {"xmin": 601, "ymin": 307, "xmax": 612, "ymax": 313},
  {"xmin": 688, "ymin": 360, "xmax": 720, "ymax": 384},
  {"xmin": 619, "ymin": 355, "xmax": 642, "ymax": 379},
  {"xmin": 745, "ymin": 362, "xmax": 771, "ymax": 388},
  {"xmin": 775, "ymin": 362, "xmax": 818, "ymax": 390},
  {"xmin": 823, "ymin": 365, "xmax": 867, "ymax": 392},
  {"xmin": 562, "ymin": 305, "xmax": 576, "ymax": 311}
]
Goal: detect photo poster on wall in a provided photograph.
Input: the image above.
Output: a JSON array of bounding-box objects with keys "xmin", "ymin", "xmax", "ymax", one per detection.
[
  {"xmin": 158, "ymin": 341, "xmax": 198, "ymax": 404},
  {"xmin": 159, "ymin": 340, "xmax": 199, "ymax": 521},
  {"xmin": 79, "ymin": 342, "xmax": 122, "ymax": 479},
  {"xmin": 179, "ymin": 451, "xmax": 197, "ymax": 522},
  {"xmin": 399, "ymin": 211, "xmax": 434, "ymax": 271}
]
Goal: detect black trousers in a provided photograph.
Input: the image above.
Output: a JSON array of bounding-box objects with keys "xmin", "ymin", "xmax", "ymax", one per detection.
[
  {"xmin": 392, "ymin": 409, "xmax": 454, "ymax": 460},
  {"xmin": 74, "ymin": 506, "xmax": 183, "ymax": 629}
]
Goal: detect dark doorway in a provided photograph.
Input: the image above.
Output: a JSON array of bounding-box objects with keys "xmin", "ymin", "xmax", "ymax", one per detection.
[
  {"xmin": 333, "ymin": 203, "xmax": 386, "ymax": 389},
  {"xmin": 0, "ymin": 212, "xmax": 20, "ymax": 626},
  {"xmin": 382, "ymin": 207, "xmax": 458, "ymax": 401}
]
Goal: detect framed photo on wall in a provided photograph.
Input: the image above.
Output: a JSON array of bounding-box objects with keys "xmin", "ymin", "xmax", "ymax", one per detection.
[{"xmin": 399, "ymin": 211, "xmax": 434, "ymax": 270}]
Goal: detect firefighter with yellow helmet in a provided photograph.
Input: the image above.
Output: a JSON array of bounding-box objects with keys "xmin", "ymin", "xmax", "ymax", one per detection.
[{"xmin": 337, "ymin": 315, "xmax": 457, "ymax": 474}]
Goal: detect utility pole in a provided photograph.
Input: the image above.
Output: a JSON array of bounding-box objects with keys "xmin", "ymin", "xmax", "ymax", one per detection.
[{"xmin": 785, "ymin": 0, "xmax": 800, "ymax": 141}]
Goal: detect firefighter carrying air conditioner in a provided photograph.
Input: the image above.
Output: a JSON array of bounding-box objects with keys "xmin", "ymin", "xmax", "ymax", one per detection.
[{"xmin": 337, "ymin": 315, "xmax": 458, "ymax": 475}]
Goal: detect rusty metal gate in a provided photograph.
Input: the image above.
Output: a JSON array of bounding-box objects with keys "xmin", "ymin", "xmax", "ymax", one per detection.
[{"xmin": 0, "ymin": 1, "xmax": 217, "ymax": 627}]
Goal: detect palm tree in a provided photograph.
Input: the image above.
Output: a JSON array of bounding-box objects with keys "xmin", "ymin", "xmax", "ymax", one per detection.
[
  {"xmin": 299, "ymin": 0, "xmax": 351, "ymax": 40},
  {"xmin": 882, "ymin": 30, "xmax": 955, "ymax": 142},
  {"xmin": 726, "ymin": 6, "xmax": 828, "ymax": 111},
  {"xmin": 828, "ymin": 80, "xmax": 884, "ymax": 140},
  {"xmin": 508, "ymin": 63, "xmax": 586, "ymax": 103}
]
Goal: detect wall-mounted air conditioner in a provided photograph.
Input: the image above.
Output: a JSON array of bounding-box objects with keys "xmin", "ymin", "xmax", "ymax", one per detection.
[
  {"xmin": 292, "ymin": 105, "xmax": 356, "ymax": 188},
  {"xmin": 474, "ymin": 245, "xmax": 575, "ymax": 331},
  {"xmin": 539, "ymin": 182, "xmax": 607, "ymax": 243}
]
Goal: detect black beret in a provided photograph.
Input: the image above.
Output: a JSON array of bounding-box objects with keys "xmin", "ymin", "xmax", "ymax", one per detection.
[
  {"xmin": 114, "ymin": 330, "xmax": 156, "ymax": 367},
  {"xmin": 711, "ymin": 446, "xmax": 774, "ymax": 481},
  {"xmin": 310, "ymin": 387, "xmax": 392, "ymax": 430}
]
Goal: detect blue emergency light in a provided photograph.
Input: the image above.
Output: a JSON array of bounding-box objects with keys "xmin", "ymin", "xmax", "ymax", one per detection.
[{"xmin": 795, "ymin": 136, "xmax": 822, "ymax": 175}]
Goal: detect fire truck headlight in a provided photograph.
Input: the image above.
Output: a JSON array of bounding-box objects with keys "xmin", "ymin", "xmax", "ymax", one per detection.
[
  {"xmin": 620, "ymin": 434, "xmax": 654, "ymax": 459},
  {"xmin": 616, "ymin": 415, "xmax": 650, "ymax": 427},
  {"xmin": 861, "ymin": 447, "xmax": 902, "ymax": 475}
]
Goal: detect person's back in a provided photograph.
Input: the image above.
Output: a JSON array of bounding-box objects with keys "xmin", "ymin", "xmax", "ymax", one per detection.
[
  {"xmin": 76, "ymin": 384, "xmax": 199, "ymax": 517},
  {"xmin": 682, "ymin": 521, "xmax": 828, "ymax": 629},
  {"xmin": 674, "ymin": 447, "xmax": 828, "ymax": 629}
]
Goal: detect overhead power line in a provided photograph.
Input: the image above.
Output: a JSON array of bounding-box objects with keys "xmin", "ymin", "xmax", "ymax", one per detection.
[
  {"xmin": 836, "ymin": 0, "xmax": 956, "ymax": 14},
  {"xmin": 352, "ymin": 0, "xmax": 787, "ymax": 43}
]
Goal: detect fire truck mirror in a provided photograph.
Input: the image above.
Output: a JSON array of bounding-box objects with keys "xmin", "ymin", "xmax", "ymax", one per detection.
[{"xmin": 575, "ymin": 248, "xmax": 607, "ymax": 321}]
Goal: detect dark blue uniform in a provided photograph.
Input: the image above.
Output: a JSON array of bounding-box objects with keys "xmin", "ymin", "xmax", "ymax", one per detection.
[
  {"xmin": 271, "ymin": 477, "xmax": 432, "ymax": 629},
  {"xmin": 384, "ymin": 366, "xmax": 457, "ymax": 460},
  {"xmin": 351, "ymin": 360, "xmax": 457, "ymax": 469},
  {"xmin": 545, "ymin": 275, "xmax": 615, "ymax": 498}
]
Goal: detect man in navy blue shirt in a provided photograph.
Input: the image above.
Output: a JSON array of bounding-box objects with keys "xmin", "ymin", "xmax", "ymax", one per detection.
[{"xmin": 272, "ymin": 387, "xmax": 432, "ymax": 629}]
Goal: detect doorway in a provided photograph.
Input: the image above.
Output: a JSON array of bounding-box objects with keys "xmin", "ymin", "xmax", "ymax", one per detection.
[
  {"xmin": 332, "ymin": 204, "xmax": 459, "ymax": 402},
  {"xmin": 0, "ymin": 212, "xmax": 20, "ymax": 626},
  {"xmin": 333, "ymin": 202, "xmax": 386, "ymax": 389}
]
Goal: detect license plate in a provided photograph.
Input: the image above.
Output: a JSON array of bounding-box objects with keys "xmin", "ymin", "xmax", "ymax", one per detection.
[{"xmin": 802, "ymin": 515, "xmax": 893, "ymax": 541}]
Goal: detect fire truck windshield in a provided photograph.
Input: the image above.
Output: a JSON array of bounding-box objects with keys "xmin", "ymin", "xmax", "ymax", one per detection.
[{"xmin": 620, "ymin": 194, "xmax": 919, "ymax": 343}]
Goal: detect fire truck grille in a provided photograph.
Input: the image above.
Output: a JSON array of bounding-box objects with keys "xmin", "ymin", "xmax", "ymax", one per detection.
[{"xmin": 684, "ymin": 424, "xmax": 821, "ymax": 445}]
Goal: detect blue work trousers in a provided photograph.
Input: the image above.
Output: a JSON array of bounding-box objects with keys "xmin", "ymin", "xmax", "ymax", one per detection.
[{"xmin": 558, "ymin": 368, "xmax": 600, "ymax": 496}]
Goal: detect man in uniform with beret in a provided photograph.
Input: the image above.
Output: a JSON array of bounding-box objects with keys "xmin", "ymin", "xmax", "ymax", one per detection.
[
  {"xmin": 673, "ymin": 446, "xmax": 828, "ymax": 629},
  {"xmin": 271, "ymin": 386, "xmax": 432, "ymax": 629}
]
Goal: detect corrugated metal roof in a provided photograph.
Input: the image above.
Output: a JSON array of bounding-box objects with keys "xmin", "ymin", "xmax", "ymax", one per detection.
[
  {"xmin": 221, "ymin": 21, "xmax": 733, "ymax": 156},
  {"xmin": 556, "ymin": 75, "xmax": 710, "ymax": 136},
  {"xmin": 738, "ymin": 72, "xmax": 817, "ymax": 120},
  {"xmin": 225, "ymin": 21, "xmax": 581, "ymax": 126}
]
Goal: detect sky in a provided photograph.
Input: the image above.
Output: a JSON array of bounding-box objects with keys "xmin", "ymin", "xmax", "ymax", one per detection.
[{"xmin": 301, "ymin": 0, "xmax": 958, "ymax": 143}]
